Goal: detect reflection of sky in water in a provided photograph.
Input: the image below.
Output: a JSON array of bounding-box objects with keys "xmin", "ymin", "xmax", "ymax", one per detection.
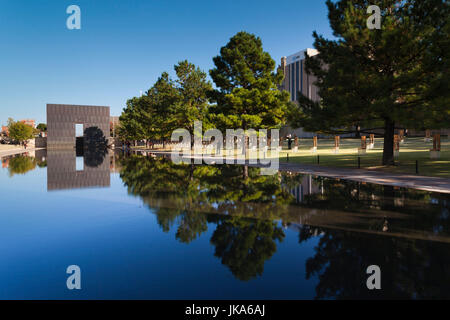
[
  {"xmin": 75, "ymin": 156, "xmax": 84, "ymax": 171},
  {"xmin": 0, "ymin": 164, "xmax": 319, "ymax": 299},
  {"xmin": 0, "ymin": 153, "xmax": 449, "ymax": 299}
]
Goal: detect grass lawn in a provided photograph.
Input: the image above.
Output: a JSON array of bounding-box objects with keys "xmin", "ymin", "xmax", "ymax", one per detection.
[{"xmin": 277, "ymin": 137, "xmax": 450, "ymax": 178}]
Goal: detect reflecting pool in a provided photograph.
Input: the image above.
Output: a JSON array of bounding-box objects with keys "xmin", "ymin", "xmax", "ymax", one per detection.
[{"xmin": 1, "ymin": 150, "xmax": 449, "ymax": 299}]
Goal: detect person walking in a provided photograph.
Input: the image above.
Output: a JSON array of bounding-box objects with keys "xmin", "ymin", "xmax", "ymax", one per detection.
[{"xmin": 287, "ymin": 134, "xmax": 293, "ymax": 150}]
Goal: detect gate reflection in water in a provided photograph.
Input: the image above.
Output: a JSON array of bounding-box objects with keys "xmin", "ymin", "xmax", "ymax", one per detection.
[{"xmin": 47, "ymin": 149, "xmax": 110, "ymax": 191}]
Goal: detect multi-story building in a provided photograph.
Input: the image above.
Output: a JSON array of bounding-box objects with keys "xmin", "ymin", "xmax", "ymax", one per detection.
[
  {"xmin": 279, "ymin": 48, "xmax": 320, "ymax": 138},
  {"xmin": 280, "ymin": 48, "xmax": 320, "ymax": 103}
]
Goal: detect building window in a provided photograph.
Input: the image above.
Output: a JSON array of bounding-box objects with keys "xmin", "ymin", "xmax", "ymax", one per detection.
[
  {"xmin": 290, "ymin": 63, "xmax": 295, "ymax": 101},
  {"xmin": 295, "ymin": 61, "xmax": 300, "ymax": 101},
  {"xmin": 300, "ymin": 60, "xmax": 303, "ymax": 95}
]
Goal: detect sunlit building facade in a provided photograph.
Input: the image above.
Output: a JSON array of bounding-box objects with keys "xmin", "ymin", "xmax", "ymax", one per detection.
[
  {"xmin": 279, "ymin": 48, "xmax": 320, "ymax": 138},
  {"xmin": 280, "ymin": 48, "xmax": 320, "ymax": 103}
]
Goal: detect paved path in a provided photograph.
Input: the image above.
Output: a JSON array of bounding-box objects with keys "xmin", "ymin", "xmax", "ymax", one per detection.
[
  {"xmin": 0, "ymin": 147, "xmax": 44, "ymax": 158},
  {"xmin": 128, "ymin": 149, "xmax": 450, "ymax": 194}
]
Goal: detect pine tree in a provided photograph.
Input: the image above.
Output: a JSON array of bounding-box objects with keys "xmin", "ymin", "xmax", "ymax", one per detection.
[
  {"xmin": 144, "ymin": 72, "xmax": 181, "ymax": 145},
  {"xmin": 209, "ymin": 31, "xmax": 292, "ymax": 132},
  {"xmin": 119, "ymin": 97, "xmax": 147, "ymax": 143},
  {"xmin": 289, "ymin": 0, "xmax": 449, "ymax": 165},
  {"xmin": 174, "ymin": 60, "xmax": 213, "ymax": 134}
]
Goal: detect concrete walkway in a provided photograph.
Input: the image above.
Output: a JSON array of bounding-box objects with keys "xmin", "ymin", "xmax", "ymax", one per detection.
[
  {"xmin": 0, "ymin": 147, "xmax": 44, "ymax": 158},
  {"xmin": 128, "ymin": 149, "xmax": 450, "ymax": 194}
]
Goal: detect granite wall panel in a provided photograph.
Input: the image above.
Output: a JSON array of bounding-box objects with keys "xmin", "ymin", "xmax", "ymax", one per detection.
[
  {"xmin": 47, "ymin": 149, "xmax": 110, "ymax": 191},
  {"xmin": 47, "ymin": 104, "xmax": 110, "ymax": 149}
]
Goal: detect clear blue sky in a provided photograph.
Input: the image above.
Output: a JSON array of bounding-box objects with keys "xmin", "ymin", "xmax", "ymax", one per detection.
[{"xmin": 0, "ymin": 0, "xmax": 334, "ymax": 125}]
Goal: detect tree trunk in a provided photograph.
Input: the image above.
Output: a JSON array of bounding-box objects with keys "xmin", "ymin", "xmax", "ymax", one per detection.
[
  {"xmin": 382, "ymin": 118, "xmax": 395, "ymax": 166},
  {"xmin": 243, "ymin": 135, "xmax": 248, "ymax": 155},
  {"xmin": 243, "ymin": 165, "xmax": 248, "ymax": 179}
]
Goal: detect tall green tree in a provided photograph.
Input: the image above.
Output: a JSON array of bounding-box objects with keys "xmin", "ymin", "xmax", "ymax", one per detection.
[
  {"xmin": 145, "ymin": 72, "xmax": 181, "ymax": 144},
  {"xmin": 119, "ymin": 72, "xmax": 181, "ymax": 146},
  {"xmin": 119, "ymin": 62, "xmax": 212, "ymax": 147},
  {"xmin": 8, "ymin": 120, "xmax": 34, "ymax": 145},
  {"xmin": 174, "ymin": 60, "xmax": 213, "ymax": 134},
  {"xmin": 209, "ymin": 31, "xmax": 292, "ymax": 132},
  {"xmin": 118, "ymin": 97, "xmax": 147, "ymax": 143},
  {"xmin": 8, "ymin": 156, "xmax": 37, "ymax": 176},
  {"xmin": 289, "ymin": 0, "xmax": 450, "ymax": 165}
]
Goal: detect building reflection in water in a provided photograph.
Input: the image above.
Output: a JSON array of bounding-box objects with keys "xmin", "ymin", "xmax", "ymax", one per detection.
[
  {"xmin": 47, "ymin": 149, "xmax": 110, "ymax": 191},
  {"xmin": 286, "ymin": 174, "xmax": 321, "ymax": 203}
]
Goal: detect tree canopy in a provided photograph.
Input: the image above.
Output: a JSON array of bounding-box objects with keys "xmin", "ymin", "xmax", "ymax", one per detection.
[
  {"xmin": 36, "ymin": 123, "xmax": 47, "ymax": 132},
  {"xmin": 119, "ymin": 61, "xmax": 213, "ymax": 143},
  {"xmin": 174, "ymin": 60, "xmax": 213, "ymax": 132},
  {"xmin": 8, "ymin": 120, "xmax": 34, "ymax": 143},
  {"xmin": 8, "ymin": 156, "xmax": 37, "ymax": 176},
  {"xmin": 209, "ymin": 31, "xmax": 292, "ymax": 131},
  {"xmin": 119, "ymin": 33, "xmax": 295, "ymax": 145}
]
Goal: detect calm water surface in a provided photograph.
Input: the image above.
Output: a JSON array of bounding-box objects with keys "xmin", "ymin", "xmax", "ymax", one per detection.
[{"xmin": 1, "ymin": 149, "xmax": 449, "ymax": 299}]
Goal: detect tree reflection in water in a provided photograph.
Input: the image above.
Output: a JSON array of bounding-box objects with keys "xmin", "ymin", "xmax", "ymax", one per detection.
[
  {"xmin": 209, "ymin": 216, "xmax": 284, "ymax": 281},
  {"xmin": 297, "ymin": 226, "xmax": 450, "ymax": 299},
  {"xmin": 301, "ymin": 178, "xmax": 450, "ymax": 238},
  {"xmin": 7, "ymin": 155, "xmax": 37, "ymax": 176},
  {"xmin": 119, "ymin": 154, "xmax": 296, "ymax": 280},
  {"xmin": 83, "ymin": 126, "xmax": 109, "ymax": 168},
  {"xmin": 296, "ymin": 179, "xmax": 450, "ymax": 299},
  {"xmin": 118, "ymin": 154, "xmax": 450, "ymax": 296}
]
